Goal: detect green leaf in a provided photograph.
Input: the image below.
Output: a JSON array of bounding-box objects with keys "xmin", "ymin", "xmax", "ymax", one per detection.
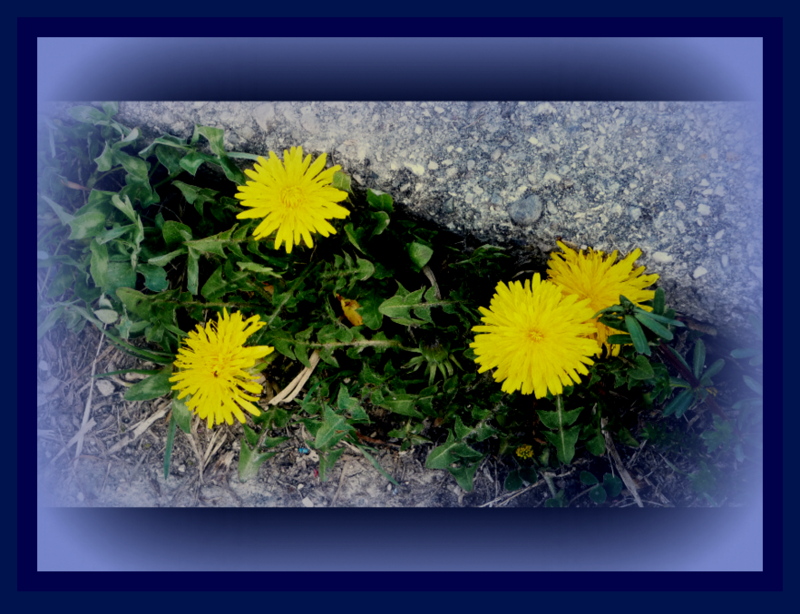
[
  {"xmin": 332, "ymin": 170, "xmax": 352, "ymax": 193},
  {"xmin": 370, "ymin": 211, "xmax": 391, "ymax": 237},
  {"xmin": 179, "ymin": 151, "xmax": 216, "ymax": 175},
  {"xmin": 187, "ymin": 247, "xmax": 200, "ymax": 295},
  {"xmin": 700, "ymin": 358, "xmax": 725, "ymax": 384},
  {"xmin": 743, "ymin": 375, "xmax": 763, "ymax": 396},
  {"xmin": 137, "ymin": 264, "xmax": 169, "ymax": 292},
  {"xmin": 625, "ymin": 315, "xmax": 650, "ymax": 356},
  {"xmin": 584, "ymin": 430, "xmax": 606, "ymax": 456},
  {"xmin": 653, "ymin": 287, "xmax": 666, "ymax": 314},
  {"xmin": 425, "ymin": 436, "xmax": 462, "ymax": 470},
  {"xmin": 89, "ymin": 240, "xmax": 109, "ymax": 289},
  {"xmin": 238, "ymin": 441, "xmax": 277, "ymax": 482},
  {"xmin": 618, "ymin": 427, "xmax": 640, "ymax": 447},
  {"xmin": 356, "ymin": 445, "xmax": 399, "ymax": 486},
  {"xmin": 628, "ymin": 355, "xmax": 655, "ymax": 380},
  {"xmin": 366, "ymin": 189, "xmax": 394, "ymax": 212},
  {"xmin": 407, "ymin": 242, "xmax": 433, "ymax": 270},
  {"xmin": 124, "ymin": 369, "xmax": 174, "ymax": 401},
  {"xmin": 602, "ymin": 474, "xmax": 624, "ymax": 498},
  {"xmin": 450, "ymin": 460, "xmax": 482, "ymax": 492},
  {"xmin": 504, "ymin": 469, "xmax": 523, "ymax": 491},
  {"xmin": 171, "ymin": 395, "xmax": 193, "ymax": 434},
  {"xmin": 315, "ymin": 406, "xmax": 352, "ymax": 450},
  {"xmin": 580, "ymin": 471, "xmax": 599, "ymax": 486},
  {"xmin": 543, "ymin": 425, "xmax": 581, "ymax": 464},
  {"xmin": 318, "ymin": 447, "xmax": 346, "ymax": 482},
  {"xmin": 68, "ymin": 210, "xmax": 108, "ymax": 240},
  {"xmin": 663, "ymin": 389, "xmax": 695, "ymax": 418},
  {"xmin": 635, "ymin": 311, "xmax": 674, "ymax": 341},
  {"xmin": 39, "ymin": 194, "xmax": 75, "ymax": 225},
  {"xmin": 200, "ymin": 265, "xmax": 227, "ymax": 300},
  {"xmin": 692, "ymin": 339, "xmax": 706, "ymax": 379},
  {"xmin": 536, "ymin": 406, "xmax": 583, "ymax": 430},
  {"xmin": 162, "ymin": 220, "xmax": 193, "ymax": 246},
  {"xmin": 93, "ymin": 309, "xmax": 118, "ymax": 325},
  {"xmin": 589, "ymin": 485, "xmax": 607, "ymax": 504},
  {"xmin": 68, "ymin": 105, "xmax": 108, "ymax": 124},
  {"xmin": 378, "ymin": 393, "xmax": 423, "ymax": 419}
]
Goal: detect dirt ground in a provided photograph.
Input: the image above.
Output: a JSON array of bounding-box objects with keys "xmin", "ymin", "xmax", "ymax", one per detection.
[{"xmin": 36, "ymin": 321, "xmax": 733, "ymax": 510}]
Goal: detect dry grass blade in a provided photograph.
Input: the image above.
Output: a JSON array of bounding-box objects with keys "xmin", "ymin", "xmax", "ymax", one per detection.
[
  {"xmin": 601, "ymin": 417, "xmax": 644, "ymax": 508},
  {"xmin": 74, "ymin": 327, "xmax": 106, "ymax": 459},
  {"xmin": 269, "ymin": 350, "xmax": 321, "ymax": 405},
  {"xmin": 106, "ymin": 401, "xmax": 170, "ymax": 456}
]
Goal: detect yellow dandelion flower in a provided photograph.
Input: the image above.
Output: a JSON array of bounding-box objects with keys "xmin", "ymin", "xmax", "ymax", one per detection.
[
  {"xmin": 516, "ymin": 444, "xmax": 534, "ymax": 460},
  {"xmin": 170, "ymin": 309, "xmax": 274, "ymax": 429},
  {"xmin": 547, "ymin": 241, "xmax": 659, "ymax": 355},
  {"xmin": 235, "ymin": 146, "xmax": 350, "ymax": 254},
  {"xmin": 470, "ymin": 273, "xmax": 599, "ymax": 398}
]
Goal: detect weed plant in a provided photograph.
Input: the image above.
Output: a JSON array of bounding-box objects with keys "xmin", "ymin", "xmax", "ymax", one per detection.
[{"xmin": 36, "ymin": 104, "xmax": 762, "ymax": 504}]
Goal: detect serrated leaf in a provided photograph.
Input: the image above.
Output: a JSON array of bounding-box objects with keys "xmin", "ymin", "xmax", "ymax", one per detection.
[
  {"xmin": 543, "ymin": 425, "xmax": 581, "ymax": 465},
  {"xmin": 378, "ymin": 393, "xmax": 423, "ymax": 419},
  {"xmin": 137, "ymin": 263, "xmax": 169, "ymax": 292},
  {"xmin": 315, "ymin": 406, "xmax": 352, "ymax": 450},
  {"xmin": 536, "ymin": 406, "xmax": 583, "ymax": 430},
  {"xmin": 450, "ymin": 460, "xmax": 482, "ymax": 492},
  {"xmin": 238, "ymin": 441, "xmax": 277, "ymax": 482},
  {"xmin": 124, "ymin": 369, "xmax": 173, "ymax": 401}
]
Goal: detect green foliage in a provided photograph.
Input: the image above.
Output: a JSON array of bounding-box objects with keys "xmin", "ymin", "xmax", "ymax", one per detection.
[
  {"xmin": 580, "ymin": 471, "xmax": 624, "ymax": 504},
  {"xmin": 37, "ymin": 103, "xmax": 761, "ymax": 505}
]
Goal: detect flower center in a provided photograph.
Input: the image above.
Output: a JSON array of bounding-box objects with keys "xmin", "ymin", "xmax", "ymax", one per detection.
[
  {"xmin": 526, "ymin": 327, "xmax": 544, "ymax": 343},
  {"xmin": 280, "ymin": 186, "xmax": 305, "ymax": 210}
]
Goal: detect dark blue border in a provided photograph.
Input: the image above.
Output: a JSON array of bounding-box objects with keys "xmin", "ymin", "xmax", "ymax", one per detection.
[{"xmin": 19, "ymin": 16, "xmax": 783, "ymax": 596}]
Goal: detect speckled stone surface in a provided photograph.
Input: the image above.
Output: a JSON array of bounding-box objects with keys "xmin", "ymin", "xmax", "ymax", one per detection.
[{"xmin": 44, "ymin": 100, "xmax": 764, "ymax": 341}]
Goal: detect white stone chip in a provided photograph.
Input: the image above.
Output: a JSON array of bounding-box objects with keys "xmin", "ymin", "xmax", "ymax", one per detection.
[
  {"xmin": 301, "ymin": 497, "xmax": 315, "ymax": 508},
  {"xmin": 693, "ymin": 266, "xmax": 708, "ymax": 279},
  {"xmin": 405, "ymin": 163, "xmax": 425, "ymax": 176},
  {"xmin": 652, "ymin": 251, "xmax": 673, "ymax": 264},
  {"xmin": 697, "ymin": 204, "xmax": 711, "ymax": 216}
]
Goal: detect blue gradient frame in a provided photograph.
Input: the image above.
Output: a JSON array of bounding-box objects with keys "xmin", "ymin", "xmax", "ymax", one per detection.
[{"xmin": 19, "ymin": 17, "xmax": 782, "ymax": 592}]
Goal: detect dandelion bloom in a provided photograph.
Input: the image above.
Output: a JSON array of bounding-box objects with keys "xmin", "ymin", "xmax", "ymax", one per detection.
[
  {"xmin": 547, "ymin": 241, "xmax": 659, "ymax": 355},
  {"xmin": 235, "ymin": 146, "xmax": 349, "ymax": 253},
  {"xmin": 470, "ymin": 273, "xmax": 599, "ymax": 398},
  {"xmin": 516, "ymin": 444, "xmax": 534, "ymax": 460},
  {"xmin": 170, "ymin": 309, "xmax": 274, "ymax": 428}
]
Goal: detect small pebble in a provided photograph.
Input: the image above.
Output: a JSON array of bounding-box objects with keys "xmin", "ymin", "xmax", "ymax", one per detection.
[
  {"xmin": 693, "ymin": 266, "xmax": 708, "ymax": 279},
  {"xmin": 508, "ymin": 194, "xmax": 544, "ymax": 226},
  {"xmin": 301, "ymin": 497, "xmax": 314, "ymax": 508},
  {"xmin": 697, "ymin": 204, "xmax": 711, "ymax": 216}
]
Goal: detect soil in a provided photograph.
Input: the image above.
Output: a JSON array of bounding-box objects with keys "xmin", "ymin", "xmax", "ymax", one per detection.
[{"xmin": 36, "ymin": 321, "xmax": 745, "ymax": 510}]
